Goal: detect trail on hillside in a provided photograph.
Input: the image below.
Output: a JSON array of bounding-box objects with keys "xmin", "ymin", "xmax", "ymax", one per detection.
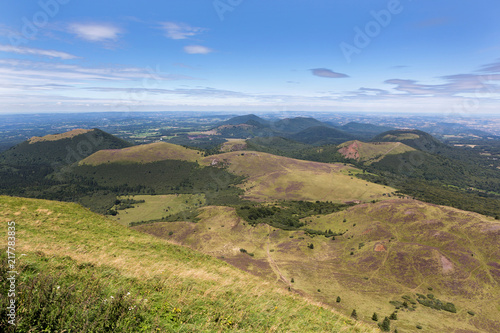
[{"xmin": 266, "ymin": 225, "xmax": 290, "ymax": 286}]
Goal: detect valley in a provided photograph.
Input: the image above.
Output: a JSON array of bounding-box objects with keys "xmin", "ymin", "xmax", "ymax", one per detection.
[{"xmin": 0, "ymin": 113, "xmax": 499, "ymax": 332}]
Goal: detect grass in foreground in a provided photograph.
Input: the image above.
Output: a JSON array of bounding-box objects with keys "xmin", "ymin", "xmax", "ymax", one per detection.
[{"xmin": 0, "ymin": 196, "xmax": 375, "ymax": 332}]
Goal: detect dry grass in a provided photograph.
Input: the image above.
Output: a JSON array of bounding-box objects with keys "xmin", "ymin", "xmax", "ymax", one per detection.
[
  {"xmin": 79, "ymin": 141, "xmax": 202, "ymax": 165},
  {"xmin": 0, "ymin": 195, "xmax": 377, "ymax": 332},
  {"xmin": 203, "ymin": 151, "xmax": 395, "ymax": 202},
  {"xmin": 28, "ymin": 129, "xmax": 92, "ymax": 144},
  {"xmin": 138, "ymin": 200, "xmax": 500, "ymax": 333}
]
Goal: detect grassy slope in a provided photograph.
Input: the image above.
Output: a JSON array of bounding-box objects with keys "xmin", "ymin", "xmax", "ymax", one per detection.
[
  {"xmin": 220, "ymin": 139, "xmax": 247, "ymax": 152},
  {"xmin": 135, "ymin": 200, "xmax": 500, "ymax": 333},
  {"xmin": 0, "ymin": 196, "xmax": 375, "ymax": 333},
  {"xmin": 27, "ymin": 129, "xmax": 92, "ymax": 143},
  {"xmin": 79, "ymin": 142, "xmax": 202, "ymax": 165},
  {"xmin": 337, "ymin": 140, "xmax": 415, "ymax": 164},
  {"xmin": 203, "ymin": 151, "xmax": 395, "ymax": 202},
  {"xmin": 110, "ymin": 194, "xmax": 206, "ymax": 226}
]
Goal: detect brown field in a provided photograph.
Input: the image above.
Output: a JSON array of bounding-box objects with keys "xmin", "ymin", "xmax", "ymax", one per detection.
[
  {"xmin": 28, "ymin": 128, "xmax": 92, "ymax": 144},
  {"xmin": 135, "ymin": 199, "xmax": 500, "ymax": 333},
  {"xmin": 203, "ymin": 151, "xmax": 395, "ymax": 202},
  {"xmin": 79, "ymin": 141, "xmax": 202, "ymax": 165}
]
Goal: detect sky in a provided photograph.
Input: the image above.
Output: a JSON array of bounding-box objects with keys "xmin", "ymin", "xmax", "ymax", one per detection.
[{"xmin": 0, "ymin": 0, "xmax": 500, "ymax": 115}]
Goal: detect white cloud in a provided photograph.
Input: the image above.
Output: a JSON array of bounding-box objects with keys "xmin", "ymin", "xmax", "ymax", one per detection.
[
  {"xmin": 161, "ymin": 22, "xmax": 205, "ymax": 40},
  {"xmin": 0, "ymin": 44, "xmax": 78, "ymax": 60},
  {"xmin": 69, "ymin": 23, "xmax": 122, "ymax": 42},
  {"xmin": 184, "ymin": 45, "xmax": 213, "ymax": 54}
]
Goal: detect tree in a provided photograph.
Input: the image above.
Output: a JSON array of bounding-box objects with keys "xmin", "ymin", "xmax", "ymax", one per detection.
[
  {"xmin": 389, "ymin": 311, "xmax": 398, "ymax": 320},
  {"xmin": 291, "ymin": 278, "xmax": 294, "ymax": 283},
  {"xmin": 308, "ymin": 243, "xmax": 314, "ymax": 249},
  {"xmin": 372, "ymin": 312, "xmax": 378, "ymax": 321},
  {"xmin": 378, "ymin": 317, "xmax": 390, "ymax": 332},
  {"xmin": 336, "ymin": 296, "xmax": 341, "ymax": 303},
  {"xmin": 350, "ymin": 309, "xmax": 357, "ymax": 319}
]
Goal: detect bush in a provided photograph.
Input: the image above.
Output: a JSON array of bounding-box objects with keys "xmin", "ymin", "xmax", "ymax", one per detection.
[
  {"xmin": 371, "ymin": 312, "xmax": 378, "ymax": 321},
  {"xmin": 389, "ymin": 311, "xmax": 398, "ymax": 320},
  {"xmin": 336, "ymin": 296, "xmax": 341, "ymax": 303},
  {"xmin": 378, "ymin": 317, "xmax": 390, "ymax": 332},
  {"xmin": 350, "ymin": 309, "xmax": 357, "ymax": 319}
]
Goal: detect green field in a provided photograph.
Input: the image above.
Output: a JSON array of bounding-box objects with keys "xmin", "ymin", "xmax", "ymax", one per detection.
[
  {"xmin": 0, "ymin": 196, "xmax": 375, "ymax": 333},
  {"xmin": 110, "ymin": 194, "xmax": 206, "ymax": 226}
]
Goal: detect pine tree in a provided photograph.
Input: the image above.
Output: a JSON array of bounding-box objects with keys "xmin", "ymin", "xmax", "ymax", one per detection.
[
  {"xmin": 372, "ymin": 312, "xmax": 378, "ymax": 321},
  {"xmin": 350, "ymin": 309, "xmax": 357, "ymax": 319},
  {"xmin": 378, "ymin": 317, "xmax": 390, "ymax": 332}
]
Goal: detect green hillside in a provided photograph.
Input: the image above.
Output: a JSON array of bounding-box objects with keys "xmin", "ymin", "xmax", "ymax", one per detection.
[
  {"xmin": 0, "ymin": 128, "xmax": 131, "ymax": 167},
  {"xmin": 136, "ymin": 199, "xmax": 500, "ymax": 333},
  {"xmin": 0, "ymin": 196, "xmax": 375, "ymax": 333},
  {"xmin": 372, "ymin": 129, "xmax": 446, "ymax": 153},
  {"xmin": 339, "ymin": 123, "xmax": 395, "ymax": 140},
  {"xmin": 287, "ymin": 126, "xmax": 354, "ymax": 146}
]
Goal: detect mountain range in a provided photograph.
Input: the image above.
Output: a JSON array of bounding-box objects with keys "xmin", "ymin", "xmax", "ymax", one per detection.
[{"xmin": 0, "ymin": 115, "xmax": 499, "ymax": 332}]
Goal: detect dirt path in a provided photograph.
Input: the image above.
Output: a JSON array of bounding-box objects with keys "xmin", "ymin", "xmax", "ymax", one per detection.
[{"xmin": 266, "ymin": 225, "xmax": 290, "ymax": 286}]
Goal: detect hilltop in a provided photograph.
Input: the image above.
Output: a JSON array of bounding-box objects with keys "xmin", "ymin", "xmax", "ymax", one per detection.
[
  {"xmin": 136, "ymin": 198, "xmax": 500, "ymax": 333},
  {"xmin": 338, "ymin": 140, "xmax": 416, "ymax": 164},
  {"xmin": 372, "ymin": 129, "xmax": 446, "ymax": 153},
  {"xmin": 0, "ymin": 195, "xmax": 375, "ymax": 332},
  {"xmin": 0, "ymin": 128, "xmax": 131, "ymax": 167},
  {"xmin": 203, "ymin": 151, "xmax": 394, "ymax": 202},
  {"xmin": 79, "ymin": 141, "xmax": 202, "ymax": 165},
  {"xmin": 287, "ymin": 126, "xmax": 354, "ymax": 146},
  {"xmin": 338, "ymin": 122, "xmax": 395, "ymax": 140}
]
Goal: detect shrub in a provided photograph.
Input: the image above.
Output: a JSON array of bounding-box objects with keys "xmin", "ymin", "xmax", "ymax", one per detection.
[
  {"xmin": 336, "ymin": 296, "xmax": 341, "ymax": 303},
  {"xmin": 378, "ymin": 317, "xmax": 390, "ymax": 332},
  {"xmin": 372, "ymin": 312, "xmax": 378, "ymax": 321},
  {"xmin": 350, "ymin": 309, "xmax": 357, "ymax": 320},
  {"xmin": 389, "ymin": 311, "xmax": 398, "ymax": 320}
]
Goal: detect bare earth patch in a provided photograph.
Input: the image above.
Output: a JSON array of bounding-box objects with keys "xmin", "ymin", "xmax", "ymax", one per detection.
[{"xmin": 440, "ymin": 254, "xmax": 454, "ymax": 273}]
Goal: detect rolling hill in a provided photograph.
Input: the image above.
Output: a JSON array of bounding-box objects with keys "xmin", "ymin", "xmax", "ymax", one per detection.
[
  {"xmin": 337, "ymin": 140, "xmax": 416, "ymax": 164},
  {"xmin": 288, "ymin": 126, "xmax": 354, "ymax": 146},
  {"xmin": 372, "ymin": 129, "xmax": 447, "ymax": 154},
  {"xmin": 203, "ymin": 151, "xmax": 395, "ymax": 202},
  {"xmin": 219, "ymin": 114, "xmax": 270, "ymax": 126},
  {"xmin": 0, "ymin": 128, "xmax": 131, "ymax": 167},
  {"xmin": 273, "ymin": 117, "xmax": 332, "ymax": 133},
  {"xmin": 135, "ymin": 198, "xmax": 500, "ymax": 333},
  {"xmin": 0, "ymin": 195, "xmax": 375, "ymax": 332},
  {"xmin": 339, "ymin": 122, "xmax": 395, "ymax": 140},
  {"xmin": 78, "ymin": 141, "xmax": 202, "ymax": 165}
]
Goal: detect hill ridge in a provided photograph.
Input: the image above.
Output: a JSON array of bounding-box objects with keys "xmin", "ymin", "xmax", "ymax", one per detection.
[{"xmin": 79, "ymin": 141, "xmax": 202, "ymax": 165}]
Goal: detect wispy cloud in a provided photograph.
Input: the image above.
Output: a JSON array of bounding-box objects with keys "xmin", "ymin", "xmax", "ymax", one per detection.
[
  {"xmin": 0, "ymin": 44, "xmax": 78, "ymax": 60},
  {"xmin": 184, "ymin": 45, "xmax": 213, "ymax": 54},
  {"xmin": 478, "ymin": 59, "xmax": 500, "ymax": 73},
  {"xmin": 161, "ymin": 22, "xmax": 205, "ymax": 40},
  {"xmin": 69, "ymin": 23, "xmax": 123, "ymax": 42},
  {"xmin": 310, "ymin": 68, "xmax": 349, "ymax": 78},
  {"xmin": 0, "ymin": 59, "xmax": 195, "ymax": 88}
]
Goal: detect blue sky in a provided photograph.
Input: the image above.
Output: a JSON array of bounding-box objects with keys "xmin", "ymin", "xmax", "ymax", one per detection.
[{"xmin": 0, "ymin": 0, "xmax": 499, "ymax": 114}]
